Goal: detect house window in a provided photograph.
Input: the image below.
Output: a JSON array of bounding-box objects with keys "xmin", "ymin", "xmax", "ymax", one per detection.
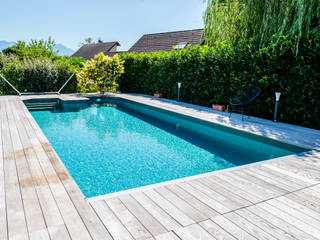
[{"xmin": 174, "ymin": 42, "xmax": 188, "ymax": 49}]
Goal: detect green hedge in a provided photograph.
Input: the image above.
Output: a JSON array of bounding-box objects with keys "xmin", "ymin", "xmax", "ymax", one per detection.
[
  {"xmin": 0, "ymin": 54, "xmax": 84, "ymax": 94},
  {"xmin": 119, "ymin": 36, "xmax": 320, "ymax": 129}
]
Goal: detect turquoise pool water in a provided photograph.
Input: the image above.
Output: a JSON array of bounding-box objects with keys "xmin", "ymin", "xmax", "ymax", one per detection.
[{"xmin": 30, "ymin": 98, "xmax": 306, "ymax": 198}]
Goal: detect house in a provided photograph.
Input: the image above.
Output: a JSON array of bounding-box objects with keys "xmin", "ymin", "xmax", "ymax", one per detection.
[
  {"xmin": 72, "ymin": 29, "xmax": 205, "ymax": 59},
  {"xmin": 72, "ymin": 41, "xmax": 121, "ymax": 60},
  {"xmin": 128, "ymin": 29, "xmax": 204, "ymax": 53}
]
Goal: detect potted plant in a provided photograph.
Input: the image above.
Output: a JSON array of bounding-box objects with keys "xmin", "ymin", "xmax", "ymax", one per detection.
[
  {"xmin": 211, "ymin": 94, "xmax": 226, "ymax": 111},
  {"xmin": 212, "ymin": 103, "xmax": 226, "ymax": 111},
  {"xmin": 154, "ymin": 91, "xmax": 163, "ymax": 98},
  {"xmin": 153, "ymin": 79, "xmax": 163, "ymax": 98}
]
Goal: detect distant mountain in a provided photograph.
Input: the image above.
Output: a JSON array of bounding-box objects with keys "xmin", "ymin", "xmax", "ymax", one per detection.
[
  {"xmin": 0, "ymin": 40, "xmax": 74, "ymax": 56},
  {"xmin": 53, "ymin": 44, "xmax": 75, "ymax": 56},
  {"xmin": 0, "ymin": 40, "xmax": 15, "ymax": 51}
]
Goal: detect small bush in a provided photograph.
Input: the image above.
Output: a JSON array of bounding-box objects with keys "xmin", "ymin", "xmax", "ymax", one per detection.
[{"xmin": 77, "ymin": 52, "xmax": 124, "ymax": 93}]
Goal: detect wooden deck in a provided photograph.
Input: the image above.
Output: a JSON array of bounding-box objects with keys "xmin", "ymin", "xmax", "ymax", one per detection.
[{"xmin": 1, "ymin": 95, "xmax": 320, "ymax": 240}]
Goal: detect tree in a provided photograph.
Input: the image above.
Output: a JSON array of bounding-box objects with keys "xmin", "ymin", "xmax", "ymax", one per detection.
[
  {"xmin": 2, "ymin": 37, "xmax": 56, "ymax": 59},
  {"xmin": 79, "ymin": 37, "xmax": 94, "ymax": 46},
  {"xmin": 77, "ymin": 52, "xmax": 124, "ymax": 93},
  {"xmin": 203, "ymin": 0, "xmax": 320, "ymax": 53}
]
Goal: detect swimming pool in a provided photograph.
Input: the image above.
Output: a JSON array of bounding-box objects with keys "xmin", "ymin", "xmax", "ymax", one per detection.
[{"xmin": 29, "ymin": 98, "xmax": 307, "ymax": 198}]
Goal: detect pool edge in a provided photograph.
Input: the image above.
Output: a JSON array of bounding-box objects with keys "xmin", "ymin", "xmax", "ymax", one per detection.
[
  {"xmin": 85, "ymin": 150, "xmax": 316, "ymax": 202},
  {"xmin": 20, "ymin": 93, "xmax": 320, "ymax": 202}
]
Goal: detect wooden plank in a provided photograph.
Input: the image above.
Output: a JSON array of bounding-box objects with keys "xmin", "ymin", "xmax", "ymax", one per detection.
[
  {"xmin": 211, "ymin": 215, "xmax": 256, "ymax": 240},
  {"xmin": 119, "ymin": 194, "xmax": 168, "ymax": 236},
  {"xmin": 199, "ymin": 219, "xmax": 236, "ymax": 240},
  {"xmin": 91, "ymin": 200, "xmax": 134, "ymax": 240},
  {"xmin": 232, "ymin": 170, "xmax": 288, "ymax": 195},
  {"xmin": 166, "ymin": 184, "xmax": 219, "ymax": 218},
  {"xmin": 247, "ymin": 205, "xmax": 317, "ymax": 240},
  {"xmin": 144, "ymin": 189, "xmax": 195, "ymax": 226},
  {"xmin": 155, "ymin": 186, "xmax": 208, "ymax": 222},
  {"xmin": 188, "ymin": 180, "xmax": 241, "ymax": 211},
  {"xmin": 224, "ymin": 171, "xmax": 279, "ymax": 198},
  {"xmin": 285, "ymin": 191, "xmax": 320, "ymax": 214},
  {"xmin": 257, "ymin": 202, "xmax": 320, "ymax": 239},
  {"xmin": 208, "ymin": 175, "xmax": 260, "ymax": 204},
  {"xmin": 224, "ymin": 211, "xmax": 277, "ymax": 240},
  {"xmin": 6, "ymin": 98, "xmax": 51, "ymax": 240},
  {"xmin": 13, "ymin": 99, "xmax": 72, "ymax": 240},
  {"xmin": 131, "ymin": 191, "xmax": 181, "ymax": 231},
  {"xmin": 284, "ymin": 185, "xmax": 320, "ymax": 213},
  {"xmin": 302, "ymin": 154, "xmax": 320, "ymax": 163},
  {"xmin": 216, "ymin": 173, "xmax": 273, "ymax": 201},
  {"xmin": 262, "ymin": 163, "xmax": 319, "ymax": 185},
  {"xmin": 276, "ymin": 196, "xmax": 320, "ymax": 221},
  {"xmin": 45, "ymin": 225, "xmax": 71, "ymax": 240},
  {"xmin": 267, "ymin": 198, "xmax": 320, "ymax": 231},
  {"xmin": 153, "ymin": 232, "xmax": 180, "ymax": 240},
  {"xmin": 0, "ymin": 99, "xmax": 8, "ymax": 240},
  {"xmin": 256, "ymin": 165, "xmax": 308, "ymax": 189},
  {"xmin": 174, "ymin": 224, "xmax": 215, "ymax": 240},
  {"xmin": 1, "ymin": 98, "xmax": 29, "ymax": 240},
  {"xmin": 105, "ymin": 197, "xmax": 152, "ymax": 240},
  {"xmin": 235, "ymin": 208, "xmax": 296, "ymax": 240},
  {"xmin": 177, "ymin": 182, "xmax": 229, "ymax": 214},
  {"xmin": 15, "ymin": 99, "xmax": 111, "ymax": 240},
  {"xmin": 242, "ymin": 168, "xmax": 298, "ymax": 192},
  {"xmin": 284, "ymin": 157, "xmax": 320, "ymax": 176},
  {"xmin": 198, "ymin": 177, "xmax": 251, "ymax": 207},
  {"xmin": 309, "ymin": 185, "xmax": 320, "ymax": 196},
  {"xmin": 16, "ymin": 100, "xmax": 93, "ymax": 240}
]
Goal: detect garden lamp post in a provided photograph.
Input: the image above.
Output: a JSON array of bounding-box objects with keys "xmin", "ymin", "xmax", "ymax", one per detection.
[
  {"xmin": 177, "ymin": 82, "xmax": 181, "ymax": 102},
  {"xmin": 273, "ymin": 92, "xmax": 281, "ymax": 122}
]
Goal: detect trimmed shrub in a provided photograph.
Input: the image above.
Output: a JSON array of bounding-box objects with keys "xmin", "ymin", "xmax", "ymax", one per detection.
[
  {"xmin": 20, "ymin": 58, "xmax": 59, "ymax": 92},
  {"xmin": 0, "ymin": 54, "xmax": 23, "ymax": 94},
  {"xmin": 119, "ymin": 36, "xmax": 320, "ymax": 129},
  {"xmin": 0, "ymin": 54, "xmax": 81, "ymax": 94},
  {"xmin": 77, "ymin": 53, "xmax": 124, "ymax": 93}
]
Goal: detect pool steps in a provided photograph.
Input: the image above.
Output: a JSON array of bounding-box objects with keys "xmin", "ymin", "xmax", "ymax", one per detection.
[{"xmin": 24, "ymin": 101, "xmax": 58, "ymax": 110}]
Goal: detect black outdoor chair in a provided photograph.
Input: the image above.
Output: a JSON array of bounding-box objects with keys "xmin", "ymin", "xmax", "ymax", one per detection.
[{"xmin": 228, "ymin": 88, "xmax": 262, "ymax": 120}]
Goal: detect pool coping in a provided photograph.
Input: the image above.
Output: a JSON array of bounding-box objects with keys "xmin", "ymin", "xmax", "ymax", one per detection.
[
  {"xmin": 111, "ymin": 93, "xmax": 320, "ymax": 150},
  {"xmin": 22, "ymin": 92, "xmax": 320, "ymax": 149}
]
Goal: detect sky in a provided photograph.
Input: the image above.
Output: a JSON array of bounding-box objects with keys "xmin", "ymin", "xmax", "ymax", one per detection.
[{"xmin": 0, "ymin": 0, "xmax": 206, "ymax": 51}]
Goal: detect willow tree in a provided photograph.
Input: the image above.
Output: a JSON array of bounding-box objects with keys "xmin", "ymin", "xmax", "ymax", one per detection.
[{"xmin": 204, "ymin": 0, "xmax": 320, "ymax": 52}]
